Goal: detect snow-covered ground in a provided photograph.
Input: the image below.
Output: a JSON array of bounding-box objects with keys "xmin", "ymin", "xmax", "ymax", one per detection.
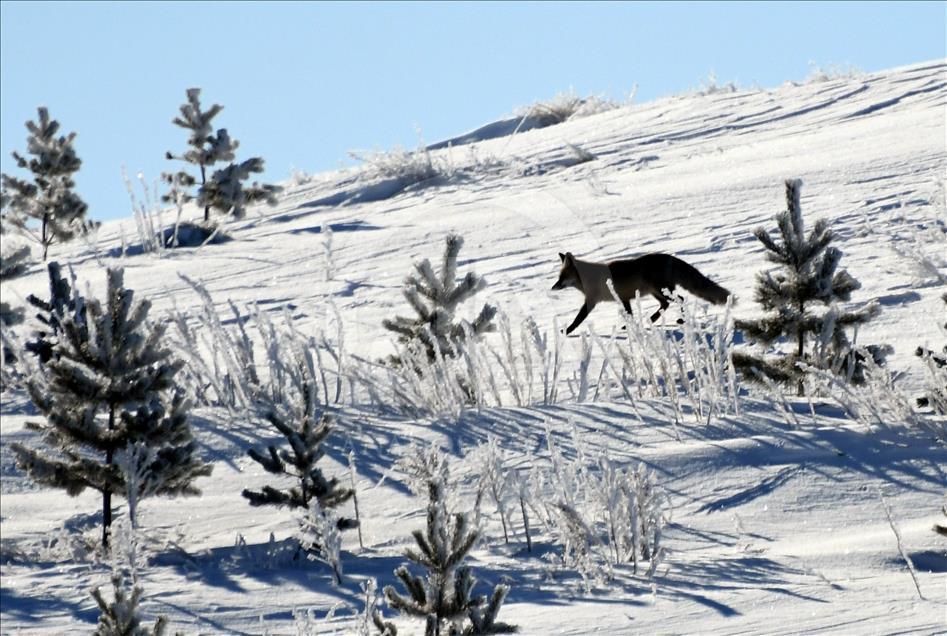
[{"xmin": 2, "ymin": 60, "xmax": 946, "ymax": 634}]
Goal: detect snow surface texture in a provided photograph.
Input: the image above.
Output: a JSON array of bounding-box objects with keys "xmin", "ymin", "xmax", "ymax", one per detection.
[{"xmin": 2, "ymin": 60, "xmax": 946, "ymax": 634}]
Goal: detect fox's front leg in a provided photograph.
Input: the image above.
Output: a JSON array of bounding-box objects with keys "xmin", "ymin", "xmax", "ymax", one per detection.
[{"xmin": 565, "ymin": 303, "xmax": 591, "ymax": 335}]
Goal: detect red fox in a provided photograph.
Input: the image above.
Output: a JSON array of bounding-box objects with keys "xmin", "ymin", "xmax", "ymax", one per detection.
[{"xmin": 551, "ymin": 252, "xmax": 731, "ymax": 334}]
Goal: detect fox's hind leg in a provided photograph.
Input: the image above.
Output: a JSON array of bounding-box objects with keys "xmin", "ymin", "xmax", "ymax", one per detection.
[
  {"xmin": 649, "ymin": 292, "xmax": 670, "ymax": 322},
  {"xmin": 566, "ymin": 303, "xmax": 591, "ymax": 335},
  {"xmin": 650, "ymin": 291, "xmax": 685, "ymax": 324}
]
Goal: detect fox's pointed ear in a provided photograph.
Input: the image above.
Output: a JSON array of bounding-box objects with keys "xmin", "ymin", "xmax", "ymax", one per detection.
[
  {"xmin": 558, "ymin": 252, "xmax": 566, "ymax": 262},
  {"xmin": 564, "ymin": 252, "xmax": 575, "ymax": 263}
]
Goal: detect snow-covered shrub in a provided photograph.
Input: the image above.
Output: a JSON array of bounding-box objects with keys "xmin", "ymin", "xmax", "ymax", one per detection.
[
  {"xmin": 805, "ymin": 61, "xmax": 863, "ymax": 84},
  {"xmin": 169, "ymin": 275, "xmax": 346, "ymax": 412},
  {"xmin": 471, "ymin": 436, "xmax": 515, "ymax": 545},
  {"xmin": 515, "ymin": 90, "xmax": 619, "ymax": 127},
  {"xmin": 383, "ymin": 233, "xmax": 496, "ymax": 361},
  {"xmin": 524, "ymin": 428, "xmax": 670, "ymax": 590},
  {"xmin": 595, "ymin": 292, "xmax": 740, "ymax": 426},
  {"xmin": 355, "ymin": 310, "xmax": 568, "ymax": 418},
  {"xmin": 91, "ymin": 515, "xmax": 167, "ymax": 635},
  {"xmin": 734, "ymin": 179, "xmax": 888, "ymax": 394},
  {"xmin": 802, "ymin": 352, "xmax": 946, "ymax": 442},
  {"xmin": 122, "ymin": 169, "xmax": 167, "ymax": 257},
  {"xmin": 379, "ymin": 453, "xmax": 516, "ymax": 636},
  {"xmin": 12, "ymin": 266, "xmax": 211, "ymax": 548},
  {"xmin": 297, "ymin": 499, "xmax": 345, "ymax": 585},
  {"xmin": 594, "ymin": 456, "xmax": 669, "ymax": 576},
  {"xmin": 694, "ymin": 70, "xmax": 738, "ymax": 96},
  {"xmin": 394, "ymin": 442, "xmax": 451, "ymax": 498},
  {"xmin": 324, "ymin": 223, "xmax": 335, "ymax": 281},
  {"xmin": 350, "ymin": 140, "xmax": 452, "ymax": 186},
  {"xmin": 1, "ymin": 106, "xmax": 96, "ymax": 260},
  {"xmin": 527, "ymin": 429, "xmax": 611, "ymax": 592}
]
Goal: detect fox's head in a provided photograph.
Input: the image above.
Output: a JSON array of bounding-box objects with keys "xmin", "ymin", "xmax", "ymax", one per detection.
[{"xmin": 551, "ymin": 252, "xmax": 582, "ymax": 291}]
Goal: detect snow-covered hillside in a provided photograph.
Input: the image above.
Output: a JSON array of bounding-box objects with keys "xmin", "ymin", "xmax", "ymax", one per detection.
[{"xmin": 2, "ymin": 60, "xmax": 945, "ymax": 634}]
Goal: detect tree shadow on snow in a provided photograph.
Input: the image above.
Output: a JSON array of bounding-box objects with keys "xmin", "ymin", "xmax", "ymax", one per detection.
[{"xmin": 0, "ymin": 585, "xmax": 97, "ymax": 626}]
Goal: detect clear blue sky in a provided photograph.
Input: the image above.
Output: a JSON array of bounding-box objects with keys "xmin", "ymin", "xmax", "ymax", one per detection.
[{"xmin": 2, "ymin": 1, "xmax": 944, "ymax": 223}]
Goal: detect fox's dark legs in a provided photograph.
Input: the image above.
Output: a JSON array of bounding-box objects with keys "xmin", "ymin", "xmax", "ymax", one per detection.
[
  {"xmin": 566, "ymin": 303, "xmax": 591, "ymax": 335},
  {"xmin": 650, "ymin": 292, "xmax": 685, "ymax": 324}
]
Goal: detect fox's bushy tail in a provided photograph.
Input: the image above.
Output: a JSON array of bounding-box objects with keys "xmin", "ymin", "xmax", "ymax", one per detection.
[{"xmin": 674, "ymin": 259, "xmax": 731, "ymax": 305}]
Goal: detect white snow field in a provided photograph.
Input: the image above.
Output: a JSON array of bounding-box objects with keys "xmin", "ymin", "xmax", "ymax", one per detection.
[{"xmin": 2, "ymin": 60, "xmax": 946, "ymax": 634}]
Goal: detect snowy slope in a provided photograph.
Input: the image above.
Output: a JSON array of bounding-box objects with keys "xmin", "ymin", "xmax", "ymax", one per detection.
[{"xmin": 2, "ymin": 60, "xmax": 946, "ymax": 635}]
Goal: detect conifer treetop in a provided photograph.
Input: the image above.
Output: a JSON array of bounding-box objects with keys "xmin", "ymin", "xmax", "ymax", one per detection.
[
  {"xmin": 168, "ymin": 88, "xmax": 237, "ymax": 167},
  {"xmin": 383, "ymin": 233, "xmax": 497, "ymax": 359}
]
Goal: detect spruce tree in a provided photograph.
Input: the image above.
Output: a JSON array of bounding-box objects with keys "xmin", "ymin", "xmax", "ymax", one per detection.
[
  {"xmin": 242, "ymin": 377, "xmax": 356, "ymax": 528},
  {"xmin": 1, "ymin": 107, "xmax": 95, "ymax": 260},
  {"xmin": 379, "ymin": 459, "xmax": 516, "ymax": 636},
  {"xmin": 733, "ymin": 179, "xmax": 885, "ymax": 393},
  {"xmin": 11, "ymin": 266, "xmax": 212, "ymax": 547},
  {"xmin": 383, "ymin": 234, "xmax": 497, "ymax": 360},
  {"xmin": 163, "ymin": 88, "xmax": 280, "ymax": 222}
]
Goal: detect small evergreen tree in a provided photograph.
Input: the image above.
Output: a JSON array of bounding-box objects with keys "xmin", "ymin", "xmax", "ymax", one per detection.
[
  {"xmin": 11, "ymin": 266, "xmax": 212, "ymax": 547},
  {"xmin": 0, "ymin": 107, "xmax": 95, "ymax": 260},
  {"xmin": 242, "ymin": 380, "xmax": 356, "ymax": 527},
  {"xmin": 733, "ymin": 179, "xmax": 885, "ymax": 394},
  {"xmin": 163, "ymin": 88, "xmax": 280, "ymax": 222},
  {"xmin": 383, "ymin": 234, "xmax": 496, "ymax": 360},
  {"xmin": 91, "ymin": 573, "xmax": 167, "ymax": 636},
  {"xmin": 379, "ymin": 455, "xmax": 516, "ymax": 636}
]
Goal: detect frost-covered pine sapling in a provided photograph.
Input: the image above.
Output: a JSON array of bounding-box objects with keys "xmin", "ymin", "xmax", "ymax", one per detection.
[
  {"xmin": 162, "ymin": 88, "xmax": 280, "ymax": 222},
  {"xmin": 241, "ymin": 389, "xmax": 356, "ymax": 531},
  {"xmin": 382, "ymin": 471, "xmax": 517, "ymax": 635},
  {"xmin": 93, "ymin": 514, "xmax": 167, "ymax": 636},
  {"xmin": 733, "ymin": 179, "xmax": 887, "ymax": 394},
  {"xmin": 91, "ymin": 573, "xmax": 168, "ymax": 636},
  {"xmin": 0, "ymin": 107, "xmax": 96, "ymax": 260},
  {"xmin": 11, "ymin": 266, "xmax": 212, "ymax": 547},
  {"xmin": 162, "ymin": 88, "xmax": 234, "ymax": 222},
  {"xmin": 383, "ymin": 233, "xmax": 497, "ymax": 361}
]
